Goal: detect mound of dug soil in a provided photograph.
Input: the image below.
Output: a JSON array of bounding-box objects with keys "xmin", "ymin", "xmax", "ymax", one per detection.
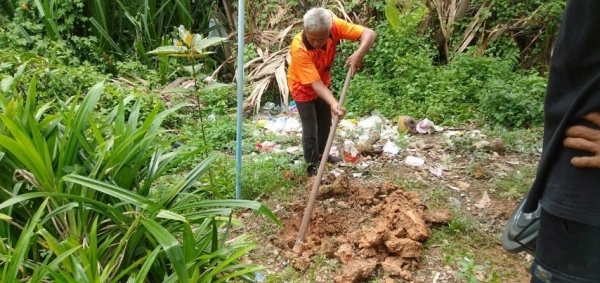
[{"xmin": 277, "ymin": 174, "xmax": 453, "ymax": 282}]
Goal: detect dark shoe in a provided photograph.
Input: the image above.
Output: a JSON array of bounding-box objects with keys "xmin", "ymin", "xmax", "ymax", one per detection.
[
  {"xmin": 307, "ymin": 164, "xmax": 317, "ymax": 177},
  {"xmin": 327, "ymin": 155, "xmax": 342, "ymax": 164}
]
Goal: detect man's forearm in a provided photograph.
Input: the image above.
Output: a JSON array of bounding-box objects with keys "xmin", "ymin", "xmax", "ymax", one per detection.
[
  {"xmin": 355, "ymin": 28, "xmax": 376, "ymax": 57},
  {"xmin": 311, "ymin": 80, "xmax": 337, "ymax": 106}
]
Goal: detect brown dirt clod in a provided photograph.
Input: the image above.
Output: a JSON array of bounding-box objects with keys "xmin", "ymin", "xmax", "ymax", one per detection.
[{"xmin": 279, "ymin": 177, "xmax": 436, "ymax": 280}]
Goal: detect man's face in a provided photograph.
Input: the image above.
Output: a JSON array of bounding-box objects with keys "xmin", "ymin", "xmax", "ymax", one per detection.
[{"xmin": 305, "ymin": 28, "xmax": 330, "ymax": 49}]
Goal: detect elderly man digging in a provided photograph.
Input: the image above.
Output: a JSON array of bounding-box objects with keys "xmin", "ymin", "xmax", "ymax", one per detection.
[{"xmin": 287, "ymin": 7, "xmax": 376, "ymax": 176}]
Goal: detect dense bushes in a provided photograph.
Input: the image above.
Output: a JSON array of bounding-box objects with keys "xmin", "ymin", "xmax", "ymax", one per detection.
[{"xmin": 330, "ymin": 7, "xmax": 548, "ymax": 128}]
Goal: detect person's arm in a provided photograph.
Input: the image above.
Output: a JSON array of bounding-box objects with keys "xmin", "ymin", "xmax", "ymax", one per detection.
[
  {"xmin": 345, "ymin": 28, "xmax": 377, "ymax": 77},
  {"xmin": 311, "ymin": 80, "xmax": 345, "ymax": 116},
  {"xmin": 354, "ymin": 28, "xmax": 377, "ymax": 59}
]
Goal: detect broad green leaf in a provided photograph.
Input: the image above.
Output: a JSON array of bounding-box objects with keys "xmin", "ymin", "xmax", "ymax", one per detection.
[
  {"xmin": 175, "ymin": 200, "xmax": 281, "ymax": 226},
  {"xmin": 141, "ymin": 218, "xmax": 189, "ymax": 283},
  {"xmin": 135, "ymin": 247, "xmax": 161, "ymax": 283},
  {"xmin": 40, "ymin": 203, "xmax": 78, "ymax": 225},
  {"xmin": 1, "ymin": 76, "xmax": 13, "ymax": 92},
  {"xmin": 89, "ymin": 17, "xmax": 125, "ymax": 56},
  {"xmin": 198, "ymin": 82, "xmax": 231, "ymax": 94},
  {"xmin": 134, "ymin": 247, "xmax": 161, "ymax": 283},
  {"xmin": 161, "ymin": 87, "xmax": 194, "ymax": 94},
  {"xmin": 0, "ymin": 192, "xmax": 126, "ymax": 224},
  {"xmin": 33, "ymin": 0, "xmax": 59, "ymax": 40},
  {"xmin": 0, "ymin": 125, "xmax": 54, "ymax": 190},
  {"xmin": 161, "ymin": 153, "xmax": 217, "ymax": 208},
  {"xmin": 6, "ymin": 198, "xmax": 48, "ymax": 280},
  {"xmin": 182, "ymin": 64, "xmax": 203, "ymax": 76},
  {"xmin": 192, "ymin": 37, "xmax": 227, "ymax": 53},
  {"xmin": 183, "ymin": 222, "xmax": 195, "ymax": 263},
  {"xmin": 14, "ymin": 61, "xmax": 28, "ymax": 78},
  {"xmin": 213, "ymin": 265, "xmax": 264, "ymax": 283},
  {"xmin": 30, "ymin": 246, "xmax": 81, "ymax": 282},
  {"xmin": 157, "ymin": 209, "xmax": 187, "ymax": 222},
  {"xmin": 62, "ymin": 174, "xmax": 151, "ymax": 209},
  {"xmin": 203, "ymin": 245, "xmax": 257, "ymax": 281},
  {"xmin": 147, "ymin": 46, "xmax": 188, "ymax": 55}
]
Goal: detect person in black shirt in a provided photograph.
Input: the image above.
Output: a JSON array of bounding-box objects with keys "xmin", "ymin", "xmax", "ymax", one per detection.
[{"xmin": 521, "ymin": 0, "xmax": 600, "ymax": 281}]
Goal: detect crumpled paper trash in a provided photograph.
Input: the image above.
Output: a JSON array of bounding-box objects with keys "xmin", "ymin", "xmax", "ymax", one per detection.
[
  {"xmin": 357, "ymin": 115, "xmax": 384, "ymax": 130},
  {"xmin": 382, "ymin": 140, "xmax": 401, "ymax": 155},
  {"xmin": 263, "ymin": 116, "xmax": 302, "ymax": 133},
  {"xmin": 416, "ymin": 118, "xmax": 443, "ymax": 134},
  {"xmin": 405, "ymin": 156, "xmax": 425, "ymax": 166}
]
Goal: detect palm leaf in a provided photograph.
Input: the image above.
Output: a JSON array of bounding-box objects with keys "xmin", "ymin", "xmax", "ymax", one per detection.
[
  {"xmin": 5, "ymin": 198, "xmax": 48, "ymax": 280},
  {"xmin": 141, "ymin": 218, "xmax": 189, "ymax": 283}
]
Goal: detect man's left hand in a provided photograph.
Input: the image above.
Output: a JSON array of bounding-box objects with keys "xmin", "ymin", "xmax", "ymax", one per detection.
[
  {"xmin": 564, "ymin": 112, "xmax": 600, "ymax": 167},
  {"xmin": 345, "ymin": 52, "xmax": 364, "ymax": 77}
]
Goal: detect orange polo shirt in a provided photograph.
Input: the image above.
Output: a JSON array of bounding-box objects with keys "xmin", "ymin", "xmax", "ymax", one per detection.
[{"xmin": 287, "ymin": 18, "xmax": 364, "ymax": 102}]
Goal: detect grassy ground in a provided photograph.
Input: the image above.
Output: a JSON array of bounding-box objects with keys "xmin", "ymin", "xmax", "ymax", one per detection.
[{"xmin": 188, "ymin": 121, "xmax": 543, "ymax": 282}]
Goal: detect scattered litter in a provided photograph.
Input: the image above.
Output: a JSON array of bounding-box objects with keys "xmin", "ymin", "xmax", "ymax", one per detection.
[
  {"xmin": 380, "ymin": 127, "xmax": 397, "ymax": 140},
  {"xmin": 352, "ymin": 173, "xmax": 363, "ymax": 178},
  {"xmin": 443, "ymin": 130, "xmax": 463, "ymax": 137},
  {"xmin": 256, "ymin": 141, "xmax": 276, "ymax": 152},
  {"xmin": 329, "ymin": 145, "xmax": 341, "ymax": 158},
  {"xmin": 429, "ymin": 166, "xmax": 446, "ymax": 178},
  {"xmin": 208, "ymin": 113, "xmax": 216, "ymax": 121},
  {"xmin": 330, "ymin": 168, "xmax": 345, "ymax": 177},
  {"xmin": 405, "ymin": 156, "xmax": 425, "ymax": 167},
  {"xmin": 415, "ymin": 118, "xmax": 443, "ymax": 134},
  {"xmin": 288, "ymin": 101, "xmax": 298, "ymax": 113},
  {"xmin": 285, "ymin": 146, "xmax": 300, "ymax": 153},
  {"xmin": 254, "ymin": 271, "xmax": 265, "ymax": 283},
  {"xmin": 382, "ymin": 140, "xmax": 401, "ymax": 155},
  {"xmin": 263, "ymin": 116, "xmax": 302, "ymax": 133},
  {"xmin": 357, "ymin": 115, "xmax": 383, "ymax": 130},
  {"xmin": 339, "ymin": 119, "xmax": 358, "ymax": 130},
  {"xmin": 261, "ymin": 102, "xmax": 276, "ymax": 113},
  {"xmin": 357, "ymin": 162, "xmax": 372, "ymax": 170},
  {"xmin": 343, "ymin": 140, "xmax": 360, "ymax": 164},
  {"xmin": 474, "ymin": 191, "xmax": 491, "ymax": 209}
]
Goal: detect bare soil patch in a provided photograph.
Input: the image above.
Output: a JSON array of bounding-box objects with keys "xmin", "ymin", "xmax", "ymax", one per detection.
[{"xmin": 269, "ymin": 174, "xmax": 454, "ymax": 282}]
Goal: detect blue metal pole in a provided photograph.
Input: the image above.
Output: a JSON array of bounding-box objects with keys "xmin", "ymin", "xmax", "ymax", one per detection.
[{"xmin": 235, "ymin": 0, "xmax": 245, "ymax": 199}]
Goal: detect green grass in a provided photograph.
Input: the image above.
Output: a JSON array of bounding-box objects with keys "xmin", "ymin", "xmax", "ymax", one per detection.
[{"xmin": 494, "ymin": 163, "xmax": 537, "ymax": 198}]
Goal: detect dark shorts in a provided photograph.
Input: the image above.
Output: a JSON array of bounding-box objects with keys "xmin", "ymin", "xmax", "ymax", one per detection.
[{"xmin": 531, "ymin": 209, "xmax": 600, "ymax": 283}]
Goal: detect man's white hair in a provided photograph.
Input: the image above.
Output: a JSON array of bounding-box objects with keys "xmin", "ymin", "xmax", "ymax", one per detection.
[{"xmin": 303, "ymin": 7, "xmax": 334, "ymax": 32}]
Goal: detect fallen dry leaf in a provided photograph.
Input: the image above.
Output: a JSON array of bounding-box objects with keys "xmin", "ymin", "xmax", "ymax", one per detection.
[
  {"xmin": 456, "ymin": 181, "xmax": 470, "ymax": 190},
  {"xmin": 474, "ymin": 191, "xmax": 491, "ymax": 209}
]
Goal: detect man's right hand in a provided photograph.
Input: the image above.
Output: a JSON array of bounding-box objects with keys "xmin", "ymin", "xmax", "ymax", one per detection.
[
  {"xmin": 330, "ymin": 102, "xmax": 346, "ymax": 119},
  {"xmin": 564, "ymin": 112, "xmax": 600, "ymax": 167}
]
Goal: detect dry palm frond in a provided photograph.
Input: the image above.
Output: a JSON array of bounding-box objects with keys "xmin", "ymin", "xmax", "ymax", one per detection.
[
  {"xmin": 268, "ymin": 6, "xmax": 289, "ymax": 29},
  {"xmin": 240, "ymin": 3, "xmax": 354, "ymax": 116},
  {"xmin": 241, "ymin": 47, "xmax": 290, "ymax": 115},
  {"xmin": 454, "ymin": 1, "xmax": 491, "ymax": 54},
  {"xmin": 429, "ymin": 0, "xmax": 472, "ymax": 61},
  {"xmin": 322, "ymin": 0, "xmax": 353, "ymax": 22},
  {"xmin": 241, "ymin": 20, "xmax": 302, "ymax": 116}
]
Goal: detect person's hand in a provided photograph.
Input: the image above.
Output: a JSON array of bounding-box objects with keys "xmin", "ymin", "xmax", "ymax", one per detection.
[
  {"xmin": 330, "ymin": 102, "xmax": 346, "ymax": 119},
  {"xmin": 563, "ymin": 112, "xmax": 600, "ymax": 167},
  {"xmin": 345, "ymin": 52, "xmax": 364, "ymax": 77}
]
